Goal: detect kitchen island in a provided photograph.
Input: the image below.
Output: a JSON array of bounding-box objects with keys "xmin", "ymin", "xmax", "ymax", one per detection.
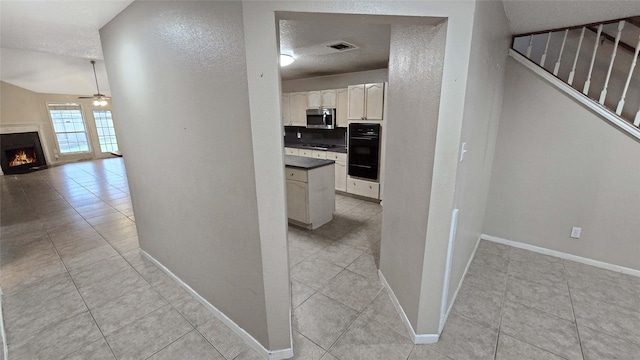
[{"xmin": 284, "ymin": 155, "xmax": 335, "ymax": 229}]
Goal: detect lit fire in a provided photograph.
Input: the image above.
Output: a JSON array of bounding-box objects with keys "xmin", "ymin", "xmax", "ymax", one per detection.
[{"xmin": 8, "ymin": 149, "xmax": 36, "ymax": 167}]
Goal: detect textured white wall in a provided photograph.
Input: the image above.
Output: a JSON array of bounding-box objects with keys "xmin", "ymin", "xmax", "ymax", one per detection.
[
  {"xmin": 484, "ymin": 57, "xmax": 640, "ymax": 270},
  {"xmin": 281, "ymin": 69, "xmax": 388, "ymax": 93},
  {"xmin": 445, "ymin": 0, "xmax": 511, "ymax": 312},
  {"xmin": 100, "ymin": 1, "xmax": 274, "ymax": 347}
]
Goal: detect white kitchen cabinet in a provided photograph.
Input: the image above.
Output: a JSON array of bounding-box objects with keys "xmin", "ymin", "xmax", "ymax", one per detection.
[
  {"xmin": 321, "ymin": 90, "xmax": 337, "ymax": 108},
  {"xmin": 327, "ymin": 152, "xmax": 347, "ymax": 192},
  {"xmin": 347, "ymin": 83, "xmax": 384, "ymax": 121},
  {"xmin": 336, "ymin": 88, "xmax": 348, "ymax": 128},
  {"xmin": 307, "ymin": 89, "xmax": 337, "ymax": 109},
  {"xmin": 347, "ymin": 176, "xmax": 380, "ymax": 199},
  {"xmin": 290, "ymin": 92, "xmax": 308, "ymax": 126},
  {"xmin": 285, "ymin": 165, "xmax": 335, "ymax": 229},
  {"xmin": 298, "ymin": 149, "xmax": 313, "ymax": 158},
  {"xmin": 285, "ymin": 147, "xmax": 299, "ymax": 155},
  {"xmin": 286, "ymin": 179, "xmax": 308, "ymax": 223},
  {"xmin": 307, "ymin": 91, "xmax": 321, "ymax": 108},
  {"xmin": 312, "ymin": 150, "xmax": 327, "ymax": 159},
  {"xmin": 282, "ymin": 93, "xmax": 291, "ymax": 126}
]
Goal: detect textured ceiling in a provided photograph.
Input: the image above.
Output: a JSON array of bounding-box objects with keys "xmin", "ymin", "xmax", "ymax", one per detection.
[
  {"xmin": 4, "ymin": 1, "xmax": 640, "ymax": 95},
  {"xmin": 0, "ymin": 0, "xmax": 133, "ymax": 96}
]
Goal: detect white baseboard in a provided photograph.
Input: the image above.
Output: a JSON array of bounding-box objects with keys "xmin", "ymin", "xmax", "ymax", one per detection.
[
  {"xmin": 140, "ymin": 250, "xmax": 293, "ymax": 360},
  {"xmin": 378, "ymin": 270, "xmax": 439, "ymax": 344},
  {"xmin": 0, "ymin": 287, "xmax": 7, "ymax": 360},
  {"xmin": 439, "ymin": 235, "xmax": 482, "ymax": 333},
  {"xmin": 481, "ymin": 234, "xmax": 640, "ymax": 278}
]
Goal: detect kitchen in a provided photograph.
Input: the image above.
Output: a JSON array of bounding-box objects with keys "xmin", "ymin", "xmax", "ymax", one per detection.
[{"xmin": 279, "ymin": 18, "xmax": 390, "ymax": 231}]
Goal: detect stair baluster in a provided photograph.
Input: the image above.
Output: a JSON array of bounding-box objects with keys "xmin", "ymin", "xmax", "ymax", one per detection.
[
  {"xmin": 583, "ymin": 24, "xmax": 603, "ymax": 95},
  {"xmin": 599, "ymin": 21, "xmax": 625, "ymax": 104},
  {"xmin": 526, "ymin": 35, "xmax": 534, "ymax": 58},
  {"xmin": 616, "ymin": 34, "xmax": 640, "ymax": 115},
  {"xmin": 553, "ymin": 29, "xmax": 569, "ymax": 75},
  {"xmin": 540, "ymin": 32, "xmax": 552, "ymax": 67},
  {"xmin": 568, "ymin": 27, "xmax": 586, "ymax": 85}
]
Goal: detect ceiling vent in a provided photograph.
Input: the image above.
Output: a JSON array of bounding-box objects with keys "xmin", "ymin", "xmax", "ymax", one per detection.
[{"xmin": 327, "ymin": 41, "xmax": 358, "ymax": 52}]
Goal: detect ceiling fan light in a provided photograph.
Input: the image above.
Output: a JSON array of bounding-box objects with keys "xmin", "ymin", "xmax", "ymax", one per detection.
[
  {"xmin": 280, "ymin": 54, "xmax": 294, "ymax": 67},
  {"xmin": 93, "ymin": 100, "xmax": 101, "ymax": 106},
  {"xmin": 99, "ymin": 100, "xmax": 108, "ymax": 106}
]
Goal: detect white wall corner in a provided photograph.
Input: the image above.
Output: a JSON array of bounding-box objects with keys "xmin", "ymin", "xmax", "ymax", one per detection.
[
  {"xmin": 378, "ymin": 270, "xmax": 440, "ymax": 344},
  {"xmin": 481, "ymin": 234, "xmax": 640, "ymax": 278},
  {"xmin": 140, "ymin": 250, "xmax": 293, "ymax": 360}
]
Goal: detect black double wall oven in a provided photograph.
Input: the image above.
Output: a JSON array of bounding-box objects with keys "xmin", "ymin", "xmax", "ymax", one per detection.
[{"xmin": 348, "ymin": 123, "xmax": 380, "ymax": 180}]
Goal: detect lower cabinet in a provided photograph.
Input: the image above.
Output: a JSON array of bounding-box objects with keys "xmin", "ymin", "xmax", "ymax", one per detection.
[
  {"xmin": 285, "ymin": 147, "xmax": 299, "ymax": 155},
  {"xmin": 334, "ymin": 161, "xmax": 347, "ymax": 192},
  {"xmin": 285, "ymin": 165, "xmax": 335, "ymax": 229},
  {"xmin": 347, "ymin": 176, "xmax": 380, "ymax": 199},
  {"xmin": 286, "ymin": 179, "xmax": 308, "ymax": 223}
]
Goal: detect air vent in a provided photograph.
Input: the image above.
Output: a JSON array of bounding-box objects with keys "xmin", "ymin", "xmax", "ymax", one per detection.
[{"xmin": 327, "ymin": 41, "xmax": 358, "ymax": 52}]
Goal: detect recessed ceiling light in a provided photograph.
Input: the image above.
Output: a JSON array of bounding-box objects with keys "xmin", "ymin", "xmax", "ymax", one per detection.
[{"xmin": 280, "ymin": 54, "xmax": 294, "ymax": 67}]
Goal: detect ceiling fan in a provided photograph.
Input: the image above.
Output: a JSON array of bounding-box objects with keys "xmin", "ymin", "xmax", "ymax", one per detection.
[{"xmin": 78, "ymin": 60, "xmax": 110, "ymax": 106}]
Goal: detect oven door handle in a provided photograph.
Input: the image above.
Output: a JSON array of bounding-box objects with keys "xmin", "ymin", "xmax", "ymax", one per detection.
[
  {"xmin": 350, "ymin": 136, "xmax": 377, "ymax": 141},
  {"xmin": 349, "ymin": 164, "xmax": 373, "ymax": 169}
]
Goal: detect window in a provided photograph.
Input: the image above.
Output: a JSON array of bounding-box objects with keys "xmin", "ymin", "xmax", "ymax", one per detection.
[
  {"xmin": 48, "ymin": 104, "xmax": 90, "ymax": 154},
  {"xmin": 93, "ymin": 110, "xmax": 119, "ymax": 153}
]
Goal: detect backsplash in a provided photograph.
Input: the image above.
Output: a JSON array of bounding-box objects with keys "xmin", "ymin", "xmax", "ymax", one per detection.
[{"xmin": 284, "ymin": 127, "xmax": 347, "ymax": 147}]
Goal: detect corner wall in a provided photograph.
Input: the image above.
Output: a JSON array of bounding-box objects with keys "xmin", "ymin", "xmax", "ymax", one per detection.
[
  {"xmin": 444, "ymin": 0, "xmax": 511, "ymax": 312},
  {"xmin": 100, "ymin": 1, "xmax": 280, "ymax": 349},
  {"xmin": 483, "ymin": 57, "xmax": 640, "ymax": 270}
]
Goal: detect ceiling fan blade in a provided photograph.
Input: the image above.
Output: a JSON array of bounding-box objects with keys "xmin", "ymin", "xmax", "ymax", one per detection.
[{"xmin": 78, "ymin": 96, "xmax": 95, "ymax": 99}]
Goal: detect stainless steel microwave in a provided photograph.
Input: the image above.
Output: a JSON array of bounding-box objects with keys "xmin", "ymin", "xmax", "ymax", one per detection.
[{"xmin": 306, "ymin": 108, "xmax": 335, "ymax": 129}]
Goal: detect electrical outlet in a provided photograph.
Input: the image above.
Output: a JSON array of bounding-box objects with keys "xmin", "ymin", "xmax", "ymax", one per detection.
[{"xmin": 570, "ymin": 227, "xmax": 582, "ymax": 239}]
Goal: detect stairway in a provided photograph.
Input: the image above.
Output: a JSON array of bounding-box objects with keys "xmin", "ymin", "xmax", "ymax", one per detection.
[{"xmin": 511, "ymin": 17, "xmax": 640, "ymax": 138}]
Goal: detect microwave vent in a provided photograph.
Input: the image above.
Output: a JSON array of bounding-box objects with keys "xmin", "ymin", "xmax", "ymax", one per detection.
[{"xmin": 327, "ymin": 41, "xmax": 358, "ymax": 52}]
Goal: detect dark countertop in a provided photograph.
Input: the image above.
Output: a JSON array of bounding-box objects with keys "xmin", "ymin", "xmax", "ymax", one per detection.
[
  {"xmin": 284, "ymin": 155, "xmax": 335, "ymax": 170},
  {"xmin": 284, "ymin": 143, "xmax": 347, "ymax": 154}
]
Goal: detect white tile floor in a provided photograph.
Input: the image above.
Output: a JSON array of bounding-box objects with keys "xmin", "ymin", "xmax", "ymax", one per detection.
[{"xmin": 2, "ymin": 158, "xmax": 640, "ymax": 360}]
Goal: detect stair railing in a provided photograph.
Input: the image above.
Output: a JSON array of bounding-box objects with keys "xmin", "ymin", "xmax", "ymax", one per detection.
[{"xmin": 512, "ymin": 17, "xmax": 640, "ymax": 129}]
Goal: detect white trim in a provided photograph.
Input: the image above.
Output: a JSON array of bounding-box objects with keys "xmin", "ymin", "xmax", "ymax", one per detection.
[
  {"xmin": 481, "ymin": 234, "xmax": 640, "ymax": 278},
  {"xmin": 439, "ymin": 208, "xmax": 458, "ymax": 332},
  {"xmin": 509, "ymin": 49, "xmax": 640, "ymax": 141},
  {"xmin": 0, "ymin": 287, "xmax": 8, "ymax": 360},
  {"xmin": 140, "ymin": 250, "xmax": 293, "ymax": 360},
  {"xmin": 378, "ymin": 270, "xmax": 439, "ymax": 344},
  {"xmin": 440, "ymin": 234, "xmax": 482, "ymax": 334}
]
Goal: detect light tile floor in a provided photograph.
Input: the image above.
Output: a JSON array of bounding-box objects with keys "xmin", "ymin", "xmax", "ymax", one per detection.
[{"xmin": 2, "ymin": 158, "xmax": 640, "ymax": 360}]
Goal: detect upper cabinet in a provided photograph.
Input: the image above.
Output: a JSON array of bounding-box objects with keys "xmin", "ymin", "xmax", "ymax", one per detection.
[
  {"xmin": 336, "ymin": 88, "xmax": 348, "ymax": 128},
  {"xmin": 282, "ymin": 93, "xmax": 291, "ymax": 126},
  {"xmin": 307, "ymin": 89, "xmax": 337, "ymax": 109},
  {"xmin": 348, "ymin": 83, "xmax": 384, "ymax": 121},
  {"xmin": 289, "ymin": 92, "xmax": 308, "ymax": 127}
]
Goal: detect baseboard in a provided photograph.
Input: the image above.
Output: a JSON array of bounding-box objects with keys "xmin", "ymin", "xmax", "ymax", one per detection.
[
  {"xmin": 378, "ymin": 270, "xmax": 439, "ymax": 344},
  {"xmin": 0, "ymin": 287, "xmax": 8, "ymax": 360},
  {"xmin": 481, "ymin": 234, "xmax": 640, "ymax": 278},
  {"xmin": 439, "ymin": 235, "xmax": 482, "ymax": 333},
  {"xmin": 140, "ymin": 250, "xmax": 293, "ymax": 360}
]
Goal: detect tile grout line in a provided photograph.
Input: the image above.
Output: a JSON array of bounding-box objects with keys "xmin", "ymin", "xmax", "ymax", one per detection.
[{"xmin": 562, "ymin": 260, "xmax": 586, "ymax": 360}]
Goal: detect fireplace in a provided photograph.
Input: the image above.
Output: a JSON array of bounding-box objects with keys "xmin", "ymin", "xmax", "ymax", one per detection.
[{"xmin": 1, "ymin": 132, "xmax": 47, "ymax": 174}]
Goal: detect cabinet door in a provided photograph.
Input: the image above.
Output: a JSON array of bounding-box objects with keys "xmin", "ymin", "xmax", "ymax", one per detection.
[
  {"xmin": 334, "ymin": 161, "xmax": 347, "ymax": 192},
  {"xmin": 307, "ymin": 91, "xmax": 322, "ymax": 109},
  {"xmin": 285, "ymin": 147, "xmax": 298, "ymax": 155},
  {"xmin": 290, "ymin": 92, "xmax": 308, "ymax": 126},
  {"xmin": 348, "ymin": 84, "xmax": 365, "ymax": 120},
  {"xmin": 336, "ymin": 88, "xmax": 348, "ymax": 127},
  {"xmin": 365, "ymin": 83, "xmax": 384, "ymax": 120},
  {"xmin": 282, "ymin": 93, "xmax": 291, "ymax": 126},
  {"xmin": 321, "ymin": 89, "xmax": 337, "ymax": 108},
  {"xmin": 286, "ymin": 180, "xmax": 309, "ymax": 223}
]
